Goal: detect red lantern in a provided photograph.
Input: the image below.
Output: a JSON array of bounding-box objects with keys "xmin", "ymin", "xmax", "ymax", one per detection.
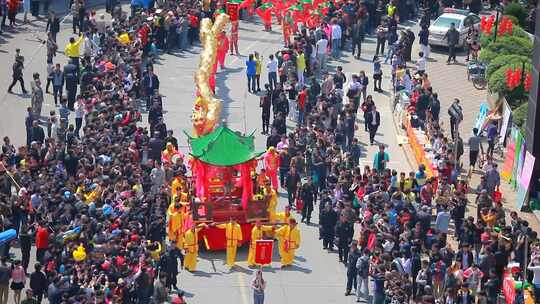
[
  {"xmin": 512, "ymin": 69, "xmax": 522, "ymax": 89},
  {"xmin": 485, "ymin": 19, "xmax": 493, "ymax": 35},
  {"xmin": 498, "ymin": 17, "xmax": 509, "ymax": 36},
  {"xmin": 524, "ymin": 73, "xmax": 532, "ymax": 92},
  {"xmin": 507, "ymin": 20, "xmax": 513, "ymax": 35},
  {"xmin": 481, "ymin": 16, "xmax": 486, "ymax": 30},
  {"xmin": 506, "ymin": 68, "xmax": 514, "ymax": 88}
]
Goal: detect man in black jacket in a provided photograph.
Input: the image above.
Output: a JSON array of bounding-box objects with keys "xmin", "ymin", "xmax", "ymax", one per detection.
[
  {"xmin": 148, "ymin": 131, "xmax": 165, "ymax": 164},
  {"xmin": 63, "ymin": 63, "xmax": 78, "ymax": 110},
  {"xmin": 345, "ymin": 241, "xmax": 360, "ymax": 296},
  {"xmin": 30, "ymin": 120, "xmax": 45, "ymax": 144},
  {"xmin": 300, "ymin": 177, "xmax": 315, "ymax": 224},
  {"xmin": 260, "ymin": 85, "xmax": 272, "ymax": 135},
  {"xmin": 159, "ymin": 246, "xmax": 182, "ymax": 290},
  {"xmin": 30, "ymin": 263, "xmax": 48, "ymax": 303},
  {"xmin": 319, "ymin": 202, "xmax": 338, "ymax": 250},
  {"xmin": 335, "ymin": 215, "xmax": 353, "ymax": 263},
  {"xmin": 8, "ymin": 54, "xmax": 27, "ymax": 94},
  {"xmin": 444, "ymin": 23, "xmax": 460, "ymax": 64},
  {"xmin": 285, "ymin": 167, "xmax": 301, "ymax": 208},
  {"xmin": 141, "ymin": 66, "xmax": 160, "ymax": 109},
  {"xmin": 365, "ymin": 105, "xmax": 380, "ymax": 145}
]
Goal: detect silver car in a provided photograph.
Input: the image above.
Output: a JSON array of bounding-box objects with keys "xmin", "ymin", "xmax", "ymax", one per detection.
[{"xmin": 428, "ymin": 8, "xmax": 481, "ymax": 48}]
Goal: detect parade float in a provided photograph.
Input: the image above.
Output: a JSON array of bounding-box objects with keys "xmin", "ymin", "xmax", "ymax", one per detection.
[{"xmin": 184, "ymin": 13, "xmax": 270, "ymax": 251}]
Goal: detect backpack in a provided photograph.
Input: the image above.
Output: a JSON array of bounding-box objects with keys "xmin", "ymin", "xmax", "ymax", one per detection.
[{"xmin": 357, "ymin": 256, "xmax": 369, "ymax": 277}]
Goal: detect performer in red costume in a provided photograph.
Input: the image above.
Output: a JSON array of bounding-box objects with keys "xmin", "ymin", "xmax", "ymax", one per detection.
[
  {"xmin": 263, "ymin": 147, "xmax": 280, "ymax": 191},
  {"xmin": 229, "ymin": 20, "xmax": 239, "ymax": 55},
  {"xmin": 282, "ymin": 11, "xmax": 293, "ymax": 47},
  {"xmin": 217, "ymin": 30, "xmax": 229, "ymax": 70}
]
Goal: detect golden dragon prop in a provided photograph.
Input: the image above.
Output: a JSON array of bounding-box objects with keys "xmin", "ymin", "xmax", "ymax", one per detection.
[{"xmin": 192, "ymin": 13, "xmax": 230, "ymax": 137}]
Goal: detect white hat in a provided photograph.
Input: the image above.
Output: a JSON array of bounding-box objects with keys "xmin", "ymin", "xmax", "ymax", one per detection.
[{"xmin": 155, "ymin": 9, "xmax": 163, "ymax": 14}]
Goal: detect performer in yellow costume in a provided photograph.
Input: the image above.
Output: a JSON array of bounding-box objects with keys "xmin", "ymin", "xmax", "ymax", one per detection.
[
  {"xmin": 263, "ymin": 182, "xmax": 278, "ymax": 223},
  {"xmin": 215, "ymin": 219, "xmax": 243, "ymax": 268},
  {"xmin": 167, "ymin": 196, "xmax": 186, "ymax": 242},
  {"xmin": 247, "ymin": 220, "xmax": 274, "ymax": 267},
  {"xmin": 170, "ymin": 174, "xmax": 186, "ymax": 200},
  {"xmin": 275, "ymin": 218, "xmax": 301, "ymax": 268},
  {"xmin": 275, "ymin": 205, "xmax": 293, "ymax": 224},
  {"xmin": 183, "ymin": 223, "xmax": 207, "ymax": 272}
]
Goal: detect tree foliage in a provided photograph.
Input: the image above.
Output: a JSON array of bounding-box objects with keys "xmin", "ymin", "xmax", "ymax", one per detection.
[
  {"xmin": 479, "ymin": 35, "xmax": 532, "ymax": 63},
  {"xmin": 504, "ymin": 2, "xmax": 529, "ymax": 28}
]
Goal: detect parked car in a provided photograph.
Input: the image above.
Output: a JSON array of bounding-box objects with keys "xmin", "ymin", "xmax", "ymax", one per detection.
[{"xmin": 428, "ymin": 8, "xmax": 481, "ymax": 48}]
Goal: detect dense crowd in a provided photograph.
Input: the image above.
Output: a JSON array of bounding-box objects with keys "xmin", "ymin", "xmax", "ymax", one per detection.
[
  {"xmin": 256, "ymin": 1, "xmax": 540, "ymax": 304},
  {"xmin": 0, "ymin": 0, "xmax": 539, "ymax": 304},
  {"xmin": 0, "ymin": 0, "xmax": 215, "ymax": 303}
]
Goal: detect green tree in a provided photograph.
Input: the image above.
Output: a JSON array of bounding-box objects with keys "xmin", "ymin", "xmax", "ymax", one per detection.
[
  {"xmin": 479, "ymin": 35, "xmax": 532, "ymax": 63},
  {"xmin": 512, "ymin": 102, "xmax": 528, "ymax": 135},
  {"xmin": 486, "ymin": 54, "xmax": 530, "ymax": 80},
  {"xmin": 504, "ymin": 2, "xmax": 528, "ymax": 28}
]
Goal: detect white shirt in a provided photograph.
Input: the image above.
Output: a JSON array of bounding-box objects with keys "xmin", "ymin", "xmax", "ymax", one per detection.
[
  {"xmin": 316, "ymin": 38, "xmax": 328, "ymax": 54},
  {"xmin": 74, "ymin": 102, "xmax": 84, "ymax": 119},
  {"xmin": 348, "ymin": 81, "xmax": 361, "ymax": 92},
  {"xmin": 331, "ymin": 24, "xmax": 342, "ymax": 40},
  {"xmin": 528, "ymin": 263, "xmax": 540, "ymax": 284},
  {"xmin": 417, "ymin": 56, "xmax": 427, "ymax": 71},
  {"xmin": 266, "ymin": 58, "xmax": 278, "ymax": 73},
  {"xmin": 402, "ymin": 74, "xmax": 413, "ymax": 93}
]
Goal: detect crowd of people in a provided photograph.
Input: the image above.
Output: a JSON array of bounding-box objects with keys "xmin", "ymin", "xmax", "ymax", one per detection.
[
  {"xmin": 0, "ymin": 0, "xmax": 539, "ymax": 304},
  {"xmin": 255, "ymin": 1, "xmax": 540, "ymax": 304},
  {"xmin": 0, "ymin": 0, "xmax": 217, "ymax": 303}
]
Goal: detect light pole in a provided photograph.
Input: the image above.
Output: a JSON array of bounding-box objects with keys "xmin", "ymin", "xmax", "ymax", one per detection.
[{"xmin": 493, "ymin": 6, "xmax": 502, "ymax": 42}]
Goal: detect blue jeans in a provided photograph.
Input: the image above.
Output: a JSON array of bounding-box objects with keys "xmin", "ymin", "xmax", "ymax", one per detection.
[
  {"xmin": 268, "ymin": 72, "xmax": 277, "ymax": 90},
  {"xmin": 385, "ymin": 44, "xmax": 396, "ymax": 63},
  {"xmin": 247, "ymin": 75, "xmax": 256, "ymax": 92},
  {"xmin": 180, "ymin": 29, "xmax": 189, "ymax": 49},
  {"xmin": 332, "ymin": 38, "xmax": 340, "ymax": 57},
  {"xmin": 254, "ymin": 291, "xmax": 264, "ymax": 304}
]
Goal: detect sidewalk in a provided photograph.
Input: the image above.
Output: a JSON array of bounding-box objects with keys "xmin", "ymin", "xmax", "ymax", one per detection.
[{"xmin": 402, "ymin": 23, "xmax": 540, "ymax": 229}]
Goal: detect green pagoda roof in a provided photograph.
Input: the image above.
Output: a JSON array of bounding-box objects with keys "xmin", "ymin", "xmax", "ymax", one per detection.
[{"xmin": 187, "ymin": 126, "xmax": 264, "ymax": 166}]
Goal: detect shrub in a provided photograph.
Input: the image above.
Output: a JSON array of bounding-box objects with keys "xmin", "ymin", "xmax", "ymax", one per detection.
[
  {"xmin": 479, "ymin": 25, "xmax": 529, "ymax": 47},
  {"xmin": 504, "ymin": 2, "xmax": 528, "ymax": 28},
  {"xmin": 486, "ymin": 54, "xmax": 530, "ymax": 80},
  {"xmin": 512, "ymin": 102, "xmax": 528, "ymax": 135},
  {"xmin": 479, "ymin": 35, "xmax": 533, "ymax": 63}
]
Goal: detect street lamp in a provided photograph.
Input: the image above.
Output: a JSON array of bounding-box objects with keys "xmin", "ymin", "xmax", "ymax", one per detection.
[{"xmin": 493, "ymin": 6, "xmax": 503, "ymax": 42}]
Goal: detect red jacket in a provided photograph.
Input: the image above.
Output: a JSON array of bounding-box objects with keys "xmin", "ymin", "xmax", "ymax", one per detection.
[{"xmin": 35, "ymin": 227, "xmax": 49, "ymax": 249}]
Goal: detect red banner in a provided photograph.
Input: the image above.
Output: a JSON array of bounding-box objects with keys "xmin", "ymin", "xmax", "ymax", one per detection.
[
  {"xmin": 502, "ymin": 273, "xmax": 516, "ymax": 304},
  {"xmin": 226, "ymin": 3, "xmax": 239, "ymax": 21},
  {"xmin": 254, "ymin": 240, "xmax": 273, "ymax": 265}
]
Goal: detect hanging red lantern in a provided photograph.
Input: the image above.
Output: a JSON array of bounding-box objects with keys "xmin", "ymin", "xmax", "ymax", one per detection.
[
  {"xmin": 507, "ymin": 20, "xmax": 513, "ymax": 35},
  {"xmin": 481, "ymin": 16, "xmax": 487, "ymax": 32},
  {"xmin": 506, "ymin": 68, "xmax": 514, "ymax": 88},
  {"xmin": 524, "ymin": 73, "xmax": 532, "ymax": 92},
  {"xmin": 485, "ymin": 19, "xmax": 494, "ymax": 35},
  {"xmin": 512, "ymin": 69, "xmax": 522, "ymax": 89},
  {"xmin": 498, "ymin": 17, "xmax": 509, "ymax": 36}
]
